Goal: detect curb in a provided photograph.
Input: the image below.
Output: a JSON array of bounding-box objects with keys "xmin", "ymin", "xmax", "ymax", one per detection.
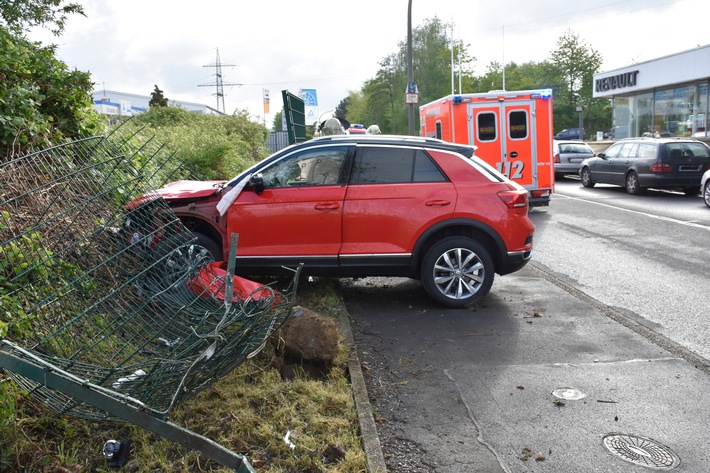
[{"xmin": 338, "ymin": 309, "xmax": 387, "ymax": 472}]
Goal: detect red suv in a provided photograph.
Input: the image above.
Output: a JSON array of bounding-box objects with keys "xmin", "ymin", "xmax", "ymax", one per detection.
[{"xmin": 138, "ymin": 135, "xmax": 534, "ymax": 308}]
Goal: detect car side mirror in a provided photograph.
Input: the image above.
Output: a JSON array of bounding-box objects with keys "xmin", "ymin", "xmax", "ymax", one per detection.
[
  {"xmin": 598, "ymin": 153, "xmax": 606, "ymax": 159},
  {"xmin": 249, "ymin": 173, "xmax": 265, "ymax": 194}
]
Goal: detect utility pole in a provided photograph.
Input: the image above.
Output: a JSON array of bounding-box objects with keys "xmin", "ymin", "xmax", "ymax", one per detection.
[{"xmin": 199, "ymin": 48, "xmax": 242, "ymax": 114}]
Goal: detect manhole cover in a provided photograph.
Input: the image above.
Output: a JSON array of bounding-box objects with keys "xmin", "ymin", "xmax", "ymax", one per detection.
[
  {"xmin": 602, "ymin": 434, "xmax": 680, "ymax": 470},
  {"xmin": 552, "ymin": 387, "xmax": 586, "ymax": 400}
]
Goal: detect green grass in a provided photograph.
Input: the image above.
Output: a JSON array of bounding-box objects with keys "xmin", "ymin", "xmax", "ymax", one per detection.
[{"xmin": 0, "ymin": 278, "xmax": 367, "ymax": 472}]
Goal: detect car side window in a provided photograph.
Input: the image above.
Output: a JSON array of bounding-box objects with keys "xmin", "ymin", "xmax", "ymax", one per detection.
[
  {"xmin": 260, "ymin": 146, "xmax": 350, "ymax": 188},
  {"xmin": 351, "ymin": 147, "xmax": 447, "ymax": 184},
  {"xmin": 638, "ymin": 143, "xmax": 657, "ymax": 160},
  {"xmin": 618, "ymin": 143, "xmax": 638, "ymax": 159},
  {"xmin": 603, "ymin": 143, "xmax": 624, "ymax": 159}
]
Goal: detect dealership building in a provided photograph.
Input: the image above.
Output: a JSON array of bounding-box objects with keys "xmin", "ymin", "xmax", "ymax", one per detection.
[{"xmin": 593, "ymin": 44, "xmax": 710, "ymax": 141}]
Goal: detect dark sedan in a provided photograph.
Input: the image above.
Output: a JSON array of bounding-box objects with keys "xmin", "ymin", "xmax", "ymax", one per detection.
[{"xmin": 579, "ymin": 137, "xmax": 710, "ymax": 195}]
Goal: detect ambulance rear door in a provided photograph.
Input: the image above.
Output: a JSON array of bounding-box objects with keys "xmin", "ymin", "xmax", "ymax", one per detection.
[{"xmin": 467, "ymin": 100, "xmax": 537, "ymax": 189}]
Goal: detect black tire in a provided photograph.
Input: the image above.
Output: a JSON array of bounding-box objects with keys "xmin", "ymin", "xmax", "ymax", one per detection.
[
  {"xmin": 580, "ymin": 167, "xmax": 595, "ymax": 188},
  {"xmin": 704, "ymin": 181, "xmax": 710, "ymax": 208},
  {"xmin": 193, "ymin": 231, "xmax": 222, "ymax": 261},
  {"xmin": 625, "ymin": 171, "xmax": 643, "ymax": 195},
  {"xmin": 420, "ymin": 237, "xmax": 494, "ymax": 308}
]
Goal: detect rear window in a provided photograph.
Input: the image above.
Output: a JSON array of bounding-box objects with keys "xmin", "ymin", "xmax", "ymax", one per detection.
[
  {"xmin": 559, "ymin": 143, "xmax": 593, "ymax": 154},
  {"xmin": 664, "ymin": 142, "xmax": 710, "ymax": 160}
]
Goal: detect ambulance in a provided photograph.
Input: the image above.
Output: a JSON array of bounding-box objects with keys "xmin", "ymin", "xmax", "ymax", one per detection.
[{"xmin": 419, "ymin": 89, "xmax": 554, "ymax": 206}]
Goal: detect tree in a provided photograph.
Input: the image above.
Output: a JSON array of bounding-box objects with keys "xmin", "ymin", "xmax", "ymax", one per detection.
[
  {"xmin": 272, "ymin": 110, "xmax": 283, "ymax": 131},
  {"xmin": 549, "ymin": 30, "xmax": 608, "ymax": 133},
  {"xmin": 334, "ymin": 95, "xmax": 350, "ymax": 118},
  {"xmin": 149, "ymin": 85, "xmax": 169, "ymax": 108},
  {"xmin": 0, "ymin": 0, "xmax": 85, "ymax": 35},
  {"xmin": 550, "ymin": 30, "xmax": 602, "ymax": 106},
  {"xmin": 345, "ymin": 17, "xmax": 475, "ymax": 134},
  {"xmin": 0, "ymin": 26, "xmax": 99, "ymax": 157}
]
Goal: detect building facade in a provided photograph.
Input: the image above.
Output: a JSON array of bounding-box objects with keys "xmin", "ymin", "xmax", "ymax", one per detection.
[
  {"xmin": 92, "ymin": 90, "xmax": 223, "ymax": 117},
  {"xmin": 593, "ymin": 45, "xmax": 710, "ymax": 141}
]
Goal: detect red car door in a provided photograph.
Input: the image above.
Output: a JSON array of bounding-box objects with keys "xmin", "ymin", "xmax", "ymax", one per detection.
[{"xmin": 225, "ymin": 146, "xmax": 351, "ymax": 261}]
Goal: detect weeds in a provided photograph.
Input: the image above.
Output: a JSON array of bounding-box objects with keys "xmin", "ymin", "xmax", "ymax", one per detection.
[{"xmin": 0, "ymin": 278, "xmax": 367, "ymax": 472}]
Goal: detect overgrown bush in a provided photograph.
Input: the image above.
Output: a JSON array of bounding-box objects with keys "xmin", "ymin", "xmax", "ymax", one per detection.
[
  {"xmin": 0, "ymin": 26, "xmax": 101, "ymax": 158},
  {"xmin": 130, "ymin": 106, "xmax": 271, "ymax": 180}
]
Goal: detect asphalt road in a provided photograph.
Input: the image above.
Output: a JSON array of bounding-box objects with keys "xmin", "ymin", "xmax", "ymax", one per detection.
[{"xmin": 344, "ymin": 179, "xmax": 710, "ymax": 472}]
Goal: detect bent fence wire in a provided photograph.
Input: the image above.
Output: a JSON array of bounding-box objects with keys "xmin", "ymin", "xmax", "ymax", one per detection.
[{"xmin": 0, "ymin": 124, "xmax": 301, "ymax": 423}]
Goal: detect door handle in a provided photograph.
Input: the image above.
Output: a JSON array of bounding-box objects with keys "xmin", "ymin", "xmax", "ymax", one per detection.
[
  {"xmin": 315, "ymin": 202, "xmax": 340, "ymax": 210},
  {"xmin": 509, "ymin": 151, "xmax": 519, "ymax": 158},
  {"xmin": 425, "ymin": 200, "xmax": 451, "ymax": 206}
]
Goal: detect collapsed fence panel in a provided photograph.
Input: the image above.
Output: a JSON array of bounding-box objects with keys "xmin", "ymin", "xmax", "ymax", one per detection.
[{"xmin": 0, "ymin": 124, "xmax": 302, "ymax": 470}]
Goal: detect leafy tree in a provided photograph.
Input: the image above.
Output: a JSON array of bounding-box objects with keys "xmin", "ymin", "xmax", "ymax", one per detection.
[
  {"xmin": 550, "ymin": 29, "xmax": 602, "ymax": 104},
  {"xmin": 272, "ymin": 110, "xmax": 283, "ymax": 131},
  {"xmin": 0, "ymin": 0, "xmax": 85, "ymax": 35},
  {"xmin": 0, "ymin": 26, "xmax": 100, "ymax": 157},
  {"xmin": 149, "ymin": 85, "xmax": 169, "ymax": 108},
  {"xmin": 334, "ymin": 95, "xmax": 350, "ymax": 118},
  {"xmin": 550, "ymin": 29, "xmax": 608, "ymax": 133},
  {"xmin": 342, "ymin": 17, "xmax": 474, "ymax": 135}
]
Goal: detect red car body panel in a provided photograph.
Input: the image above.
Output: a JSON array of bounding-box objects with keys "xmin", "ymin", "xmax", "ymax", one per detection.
[{"xmin": 225, "ymin": 185, "xmax": 346, "ymax": 257}]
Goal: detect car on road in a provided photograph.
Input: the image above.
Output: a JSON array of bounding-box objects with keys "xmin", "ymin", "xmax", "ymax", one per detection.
[
  {"xmin": 702, "ymin": 169, "xmax": 710, "ymax": 207},
  {"xmin": 579, "ymin": 137, "xmax": 710, "ymax": 195},
  {"xmin": 134, "ymin": 135, "xmax": 535, "ymax": 308},
  {"xmin": 553, "ymin": 139, "xmax": 595, "ymax": 178},
  {"xmin": 554, "ymin": 127, "xmax": 585, "ymax": 140}
]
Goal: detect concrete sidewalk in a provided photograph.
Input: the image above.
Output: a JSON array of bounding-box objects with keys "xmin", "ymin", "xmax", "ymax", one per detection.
[{"xmin": 342, "ymin": 265, "xmax": 710, "ymax": 472}]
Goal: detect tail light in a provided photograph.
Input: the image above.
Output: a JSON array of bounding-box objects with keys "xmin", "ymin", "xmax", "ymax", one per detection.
[
  {"xmin": 650, "ymin": 162, "xmax": 671, "ymax": 172},
  {"xmin": 497, "ymin": 189, "xmax": 528, "ymax": 208},
  {"xmin": 553, "ymin": 154, "xmax": 561, "ymax": 163}
]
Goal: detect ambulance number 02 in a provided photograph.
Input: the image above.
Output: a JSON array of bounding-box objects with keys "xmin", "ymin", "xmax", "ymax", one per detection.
[{"xmin": 496, "ymin": 161, "xmax": 524, "ymax": 180}]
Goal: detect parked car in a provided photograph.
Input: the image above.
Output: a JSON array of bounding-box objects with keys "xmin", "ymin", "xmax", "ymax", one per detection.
[
  {"xmin": 554, "ymin": 128, "xmax": 586, "ymax": 140},
  {"xmin": 579, "ymin": 137, "xmax": 710, "ymax": 195},
  {"xmin": 553, "ymin": 139, "xmax": 595, "ymax": 178},
  {"xmin": 702, "ymin": 169, "xmax": 710, "ymax": 207},
  {"xmin": 133, "ymin": 135, "xmax": 535, "ymax": 308}
]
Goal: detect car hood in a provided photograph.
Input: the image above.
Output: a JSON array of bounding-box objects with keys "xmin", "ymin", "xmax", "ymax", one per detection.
[{"xmin": 157, "ymin": 180, "xmax": 227, "ymax": 199}]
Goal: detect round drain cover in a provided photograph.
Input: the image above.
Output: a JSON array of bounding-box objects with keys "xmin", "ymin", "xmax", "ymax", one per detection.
[
  {"xmin": 603, "ymin": 434, "xmax": 680, "ymax": 470},
  {"xmin": 552, "ymin": 387, "xmax": 586, "ymax": 400}
]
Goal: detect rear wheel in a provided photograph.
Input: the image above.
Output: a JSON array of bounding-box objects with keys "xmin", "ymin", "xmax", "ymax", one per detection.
[
  {"xmin": 625, "ymin": 171, "xmax": 643, "ymax": 195},
  {"xmin": 580, "ymin": 167, "xmax": 595, "ymax": 188},
  {"xmin": 420, "ymin": 237, "xmax": 494, "ymax": 308},
  {"xmin": 704, "ymin": 181, "xmax": 710, "ymax": 208}
]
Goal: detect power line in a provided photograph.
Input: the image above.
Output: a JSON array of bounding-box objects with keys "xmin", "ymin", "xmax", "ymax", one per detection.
[{"xmin": 199, "ymin": 48, "xmax": 242, "ymax": 113}]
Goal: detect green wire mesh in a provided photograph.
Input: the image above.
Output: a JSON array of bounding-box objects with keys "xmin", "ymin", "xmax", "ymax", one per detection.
[{"xmin": 0, "ymin": 126, "xmax": 301, "ymax": 421}]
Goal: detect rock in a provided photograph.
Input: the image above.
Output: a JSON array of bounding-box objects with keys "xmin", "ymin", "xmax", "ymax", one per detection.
[{"xmin": 273, "ymin": 306, "xmax": 339, "ymax": 363}]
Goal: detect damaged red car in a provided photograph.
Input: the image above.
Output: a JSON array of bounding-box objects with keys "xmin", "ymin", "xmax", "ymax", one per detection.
[{"xmin": 131, "ymin": 135, "xmax": 535, "ymax": 308}]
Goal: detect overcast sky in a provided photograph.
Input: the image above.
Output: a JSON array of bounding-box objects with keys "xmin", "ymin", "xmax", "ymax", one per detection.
[{"xmin": 29, "ymin": 0, "xmax": 707, "ymax": 125}]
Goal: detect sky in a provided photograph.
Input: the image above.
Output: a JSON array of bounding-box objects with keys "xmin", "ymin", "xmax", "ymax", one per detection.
[{"xmin": 28, "ymin": 0, "xmax": 708, "ymax": 127}]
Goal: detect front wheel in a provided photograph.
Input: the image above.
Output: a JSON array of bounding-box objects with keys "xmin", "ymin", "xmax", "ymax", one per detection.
[
  {"xmin": 704, "ymin": 181, "xmax": 710, "ymax": 208},
  {"xmin": 580, "ymin": 167, "xmax": 595, "ymax": 188},
  {"xmin": 420, "ymin": 237, "xmax": 494, "ymax": 308}
]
